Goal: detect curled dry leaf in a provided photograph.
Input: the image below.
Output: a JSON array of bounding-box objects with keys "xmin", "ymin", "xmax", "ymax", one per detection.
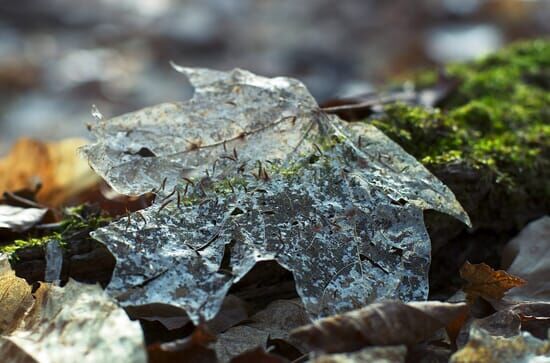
[
  {"xmin": 86, "ymin": 67, "xmax": 470, "ymax": 325},
  {"xmin": 450, "ymin": 327, "xmax": 550, "ymax": 363},
  {"xmin": 0, "ymin": 205, "xmax": 47, "ymax": 232},
  {"xmin": 310, "ymin": 345, "xmax": 407, "ymax": 363},
  {"xmin": 0, "ymin": 138, "xmax": 99, "ymax": 207},
  {"xmin": 0, "ymin": 267, "xmax": 147, "ymax": 363},
  {"xmin": 460, "ymin": 261, "xmax": 526, "ymax": 303},
  {"xmin": 289, "ymin": 300, "xmax": 468, "ymax": 354}
]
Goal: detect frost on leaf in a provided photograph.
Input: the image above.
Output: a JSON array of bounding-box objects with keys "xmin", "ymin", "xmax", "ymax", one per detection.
[{"xmin": 85, "ymin": 67, "xmax": 471, "ymax": 324}]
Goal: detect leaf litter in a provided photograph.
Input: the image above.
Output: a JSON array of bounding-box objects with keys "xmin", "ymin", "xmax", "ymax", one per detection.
[{"xmin": 83, "ymin": 66, "xmax": 471, "ymax": 325}]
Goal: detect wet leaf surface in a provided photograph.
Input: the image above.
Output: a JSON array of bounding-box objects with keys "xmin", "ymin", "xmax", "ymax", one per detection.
[{"xmin": 87, "ymin": 67, "xmax": 469, "ymax": 325}]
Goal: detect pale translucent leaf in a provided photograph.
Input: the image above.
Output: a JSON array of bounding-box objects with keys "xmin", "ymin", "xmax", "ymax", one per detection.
[
  {"xmin": 0, "ymin": 279, "xmax": 147, "ymax": 363},
  {"xmin": 86, "ymin": 67, "xmax": 470, "ymax": 324}
]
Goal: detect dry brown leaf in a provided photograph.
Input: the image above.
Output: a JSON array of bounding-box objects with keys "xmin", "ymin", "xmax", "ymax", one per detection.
[
  {"xmin": 460, "ymin": 261, "xmax": 526, "ymax": 302},
  {"xmin": 0, "ymin": 254, "xmax": 34, "ymax": 335},
  {"xmin": 148, "ymin": 325, "xmax": 218, "ymax": 363},
  {"xmin": 206, "ymin": 295, "xmax": 250, "ymax": 334},
  {"xmin": 229, "ymin": 347, "xmax": 289, "ymax": 363},
  {"xmin": 215, "ymin": 299, "xmax": 310, "ymax": 362},
  {"xmin": 310, "ymin": 345, "xmax": 407, "ymax": 363},
  {"xmin": 289, "ymin": 300, "xmax": 468, "ymax": 354},
  {"xmin": 0, "ymin": 138, "xmax": 99, "ymax": 207},
  {"xmin": 126, "ymin": 303, "xmax": 191, "ymax": 330}
]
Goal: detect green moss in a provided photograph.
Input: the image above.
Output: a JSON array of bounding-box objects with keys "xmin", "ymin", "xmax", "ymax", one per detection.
[
  {"xmin": 369, "ymin": 40, "xmax": 550, "ymax": 204},
  {"xmin": 0, "ymin": 205, "xmax": 111, "ymax": 259},
  {"xmin": 0, "ymin": 233, "xmax": 64, "ymax": 256},
  {"xmin": 189, "ymin": 133, "xmax": 346, "ymax": 198}
]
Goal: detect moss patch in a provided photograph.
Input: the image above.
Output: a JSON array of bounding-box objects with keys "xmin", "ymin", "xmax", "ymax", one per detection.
[
  {"xmin": 370, "ymin": 40, "xmax": 550, "ymax": 210},
  {"xmin": 0, "ymin": 205, "xmax": 110, "ymax": 259}
]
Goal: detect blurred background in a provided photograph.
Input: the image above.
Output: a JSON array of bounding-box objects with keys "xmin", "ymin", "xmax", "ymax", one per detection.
[{"xmin": 0, "ymin": 0, "xmax": 549, "ymax": 153}]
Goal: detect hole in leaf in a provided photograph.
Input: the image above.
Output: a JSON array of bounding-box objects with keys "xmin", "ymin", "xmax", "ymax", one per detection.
[
  {"xmin": 230, "ymin": 261, "xmax": 297, "ymax": 310},
  {"xmin": 218, "ymin": 240, "xmax": 235, "ymax": 276},
  {"xmin": 231, "ymin": 207, "xmax": 244, "ymax": 216},
  {"xmin": 124, "ymin": 147, "xmax": 156, "ymax": 158},
  {"xmin": 390, "ymin": 198, "xmax": 408, "ymax": 206}
]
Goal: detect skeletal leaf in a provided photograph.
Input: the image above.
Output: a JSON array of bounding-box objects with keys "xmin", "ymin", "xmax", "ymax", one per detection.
[
  {"xmin": 0, "ymin": 276, "xmax": 147, "ymax": 363},
  {"xmin": 87, "ymin": 67, "xmax": 470, "ymax": 324},
  {"xmin": 80, "ymin": 66, "xmax": 322, "ymax": 196}
]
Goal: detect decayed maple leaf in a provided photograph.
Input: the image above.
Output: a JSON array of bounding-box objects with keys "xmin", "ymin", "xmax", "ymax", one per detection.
[
  {"xmin": 85, "ymin": 67, "xmax": 471, "ymax": 324},
  {"xmin": 460, "ymin": 261, "xmax": 526, "ymax": 302},
  {"xmin": 80, "ymin": 66, "xmax": 321, "ymax": 196}
]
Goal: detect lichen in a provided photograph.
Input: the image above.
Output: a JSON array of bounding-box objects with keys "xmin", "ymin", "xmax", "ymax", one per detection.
[{"xmin": 370, "ymin": 40, "xmax": 550, "ymax": 212}]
